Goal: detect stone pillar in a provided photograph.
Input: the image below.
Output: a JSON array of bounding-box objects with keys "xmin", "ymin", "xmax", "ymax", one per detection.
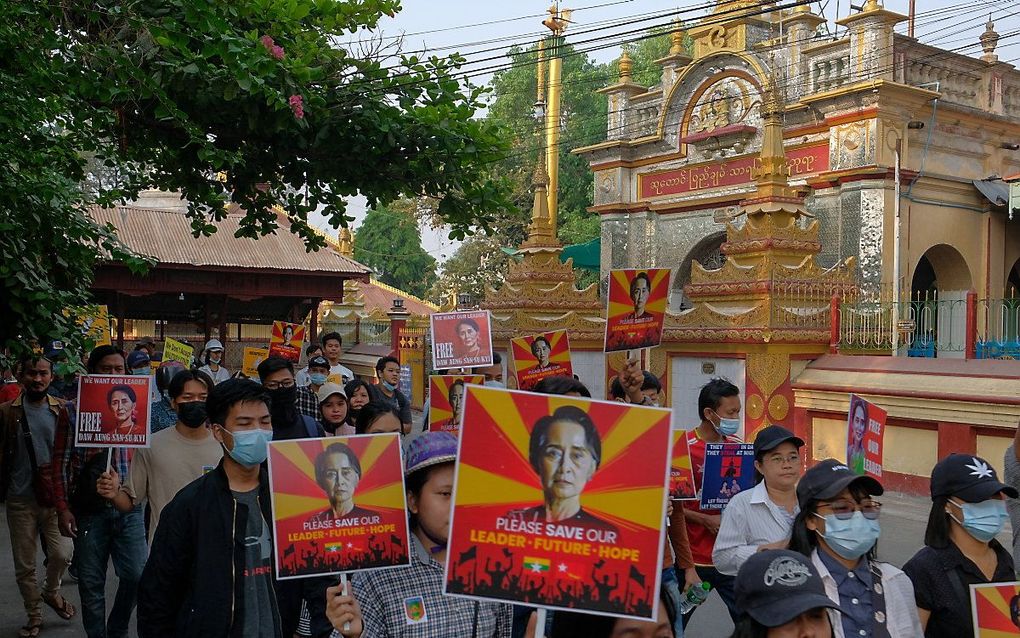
[
  {"xmin": 655, "ymin": 21, "xmax": 692, "ymax": 91},
  {"xmin": 785, "ymin": 7, "xmax": 825, "ymax": 100},
  {"xmin": 387, "ymin": 300, "xmax": 410, "ymax": 357},
  {"xmin": 597, "ymin": 52, "xmax": 647, "ymax": 141},
  {"xmin": 836, "ymin": 1, "xmax": 906, "ymax": 84}
]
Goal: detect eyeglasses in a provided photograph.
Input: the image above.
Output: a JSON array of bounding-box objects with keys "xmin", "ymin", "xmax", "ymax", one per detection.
[
  {"xmin": 263, "ymin": 379, "xmax": 295, "ymax": 390},
  {"xmin": 764, "ymin": 454, "xmax": 800, "ymax": 465},
  {"xmin": 817, "ymin": 499, "xmax": 882, "ymax": 520}
]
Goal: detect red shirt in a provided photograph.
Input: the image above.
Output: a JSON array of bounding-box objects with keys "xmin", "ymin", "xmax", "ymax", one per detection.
[
  {"xmin": 0, "ymin": 383, "xmax": 21, "ymax": 404},
  {"xmin": 684, "ymin": 426, "xmax": 742, "ymax": 566}
]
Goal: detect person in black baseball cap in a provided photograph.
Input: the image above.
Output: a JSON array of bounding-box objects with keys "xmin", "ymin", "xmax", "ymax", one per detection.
[
  {"xmin": 714, "ymin": 425, "xmax": 805, "ymax": 576},
  {"xmin": 789, "ymin": 459, "xmax": 922, "ymax": 637},
  {"xmin": 903, "ymin": 454, "xmax": 1018, "ymax": 638},
  {"xmin": 731, "ymin": 549, "xmax": 842, "ymax": 638}
]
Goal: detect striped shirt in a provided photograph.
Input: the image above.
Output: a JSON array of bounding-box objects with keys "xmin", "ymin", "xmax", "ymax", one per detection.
[
  {"xmin": 712, "ymin": 480, "xmax": 798, "ymax": 576},
  {"xmin": 50, "ymin": 400, "xmax": 132, "ymax": 513},
  {"xmin": 336, "ymin": 535, "xmax": 512, "ymax": 638}
]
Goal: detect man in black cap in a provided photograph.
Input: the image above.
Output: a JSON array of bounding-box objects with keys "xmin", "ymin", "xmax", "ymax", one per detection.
[
  {"xmin": 714, "ymin": 425, "xmax": 805, "ymax": 576},
  {"xmin": 732, "ymin": 549, "xmax": 843, "ymax": 636},
  {"xmin": 295, "ymin": 356, "xmax": 331, "ymax": 419},
  {"xmin": 903, "ymin": 453, "xmax": 1018, "ymax": 638}
]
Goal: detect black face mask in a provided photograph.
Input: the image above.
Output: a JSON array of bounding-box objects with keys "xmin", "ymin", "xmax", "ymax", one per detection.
[
  {"xmin": 177, "ymin": 401, "xmax": 207, "ymax": 428},
  {"xmin": 268, "ymin": 385, "xmax": 298, "ymax": 422}
]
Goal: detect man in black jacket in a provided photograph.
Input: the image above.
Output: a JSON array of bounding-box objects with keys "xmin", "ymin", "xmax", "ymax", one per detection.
[{"xmin": 137, "ymin": 378, "xmax": 281, "ymax": 638}]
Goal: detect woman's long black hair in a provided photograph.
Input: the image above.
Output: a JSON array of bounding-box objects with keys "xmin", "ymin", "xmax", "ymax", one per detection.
[{"xmin": 788, "ymin": 482, "xmax": 878, "ymax": 562}]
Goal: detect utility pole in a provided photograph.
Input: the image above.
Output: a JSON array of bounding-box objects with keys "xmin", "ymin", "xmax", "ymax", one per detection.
[{"xmin": 541, "ymin": 3, "xmax": 571, "ymax": 233}]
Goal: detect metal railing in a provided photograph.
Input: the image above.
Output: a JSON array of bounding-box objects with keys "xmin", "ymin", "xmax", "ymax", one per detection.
[
  {"xmin": 319, "ymin": 318, "xmax": 392, "ymax": 347},
  {"xmin": 835, "ymin": 290, "xmax": 1020, "ymax": 359}
]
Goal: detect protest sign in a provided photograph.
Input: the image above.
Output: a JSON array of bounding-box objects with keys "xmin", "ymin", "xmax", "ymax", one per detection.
[
  {"xmin": 604, "ymin": 269, "xmax": 670, "ymax": 353},
  {"xmin": 242, "ymin": 347, "xmax": 269, "ymax": 378},
  {"xmin": 163, "ymin": 337, "xmax": 194, "ymax": 367},
  {"xmin": 269, "ymin": 320, "xmax": 306, "ymax": 363},
  {"xmin": 847, "ymin": 394, "xmax": 886, "ymax": 478},
  {"xmin": 970, "ymin": 581, "xmax": 1020, "ymax": 636},
  {"xmin": 510, "ymin": 330, "xmax": 573, "ymax": 391},
  {"xmin": 445, "ymin": 385, "xmax": 672, "ymax": 620},
  {"xmin": 428, "ymin": 375, "xmax": 483, "ymax": 434},
  {"xmin": 398, "ymin": 364, "xmax": 413, "ymax": 400},
  {"xmin": 700, "ymin": 443, "xmax": 756, "ymax": 511},
  {"xmin": 75, "ymin": 375, "xmax": 153, "ymax": 448},
  {"xmin": 669, "ymin": 431, "xmax": 697, "ymax": 501},
  {"xmin": 71, "ymin": 305, "xmax": 112, "ymax": 347},
  {"xmin": 267, "ymin": 433, "xmax": 411, "ymax": 579},
  {"xmin": 430, "ymin": 310, "xmax": 494, "ymax": 370}
]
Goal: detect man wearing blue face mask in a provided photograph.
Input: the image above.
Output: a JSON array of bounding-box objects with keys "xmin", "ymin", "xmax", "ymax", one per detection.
[
  {"xmin": 367, "ymin": 356, "xmax": 411, "ymax": 435},
  {"xmin": 682, "ymin": 378, "xmax": 743, "ymax": 626},
  {"xmin": 137, "ymin": 378, "xmax": 282, "ymax": 638},
  {"xmin": 789, "ymin": 459, "xmax": 922, "ymax": 637},
  {"xmin": 295, "ymin": 356, "xmax": 331, "ymax": 419},
  {"xmin": 903, "ymin": 453, "xmax": 1018, "ymax": 638}
]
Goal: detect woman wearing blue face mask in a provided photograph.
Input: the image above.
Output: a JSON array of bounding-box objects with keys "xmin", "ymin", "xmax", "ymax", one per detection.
[
  {"xmin": 903, "ymin": 453, "xmax": 1018, "ymax": 638},
  {"xmin": 789, "ymin": 459, "xmax": 921, "ymax": 637}
]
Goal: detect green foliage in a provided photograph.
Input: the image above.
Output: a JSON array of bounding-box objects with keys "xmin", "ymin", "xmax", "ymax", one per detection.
[
  {"xmin": 354, "ymin": 201, "xmax": 437, "ymax": 299},
  {"xmin": 1, "ymin": 0, "xmax": 512, "ymax": 359}
]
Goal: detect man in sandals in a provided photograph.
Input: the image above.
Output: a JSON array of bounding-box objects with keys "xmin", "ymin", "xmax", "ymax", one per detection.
[{"xmin": 0, "ymin": 351, "xmax": 76, "ymax": 637}]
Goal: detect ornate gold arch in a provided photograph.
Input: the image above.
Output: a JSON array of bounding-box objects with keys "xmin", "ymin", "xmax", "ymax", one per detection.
[{"xmin": 655, "ymin": 50, "xmax": 768, "ymax": 154}]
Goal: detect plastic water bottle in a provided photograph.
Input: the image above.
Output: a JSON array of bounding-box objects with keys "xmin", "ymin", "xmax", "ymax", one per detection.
[{"xmin": 677, "ymin": 582, "xmax": 711, "ymax": 614}]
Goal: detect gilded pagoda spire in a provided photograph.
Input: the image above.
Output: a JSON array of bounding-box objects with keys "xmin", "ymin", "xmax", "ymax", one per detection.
[{"xmin": 337, "ymin": 227, "xmax": 354, "ymax": 258}]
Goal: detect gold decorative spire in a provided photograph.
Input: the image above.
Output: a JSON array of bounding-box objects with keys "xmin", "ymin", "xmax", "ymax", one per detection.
[
  {"xmin": 337, "ymin": 227, "xmax": 354, "ymax": 257},
  {"xmin": 749, "ymin": 80, "xmax": 799, "ymax": 204},
  {"xmin": 862, "ymin": 0, "xmax": 882, "ymax": 11},
  {"xmin": 669, "ymin": 19, "xmax": 685, "ymax": 56},
  {"xmin": 522, "ymin": 154, "xmax": 557, "ymax": 248},
  {"xmin": 618, "ymin": 50, "xmax": 633, "ymax": 83}
]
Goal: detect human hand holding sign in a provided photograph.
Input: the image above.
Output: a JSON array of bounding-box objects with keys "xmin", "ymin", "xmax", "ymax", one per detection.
[
  {"xmin": 96, "ymin": 469, "xmax": 121, "ymax": 499},
  {"xmin": 326, "ymin": 582, "xmax": 364, "ymax": 637},
  {"xmin": 619, "ymin": 357, "xmax": 645, "ymax": 404}
]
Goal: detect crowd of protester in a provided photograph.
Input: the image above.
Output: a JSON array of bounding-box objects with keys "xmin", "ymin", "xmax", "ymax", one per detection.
[{"xmin": 1, "ymin": 334, "xmax": 1018, "ymax": 638}]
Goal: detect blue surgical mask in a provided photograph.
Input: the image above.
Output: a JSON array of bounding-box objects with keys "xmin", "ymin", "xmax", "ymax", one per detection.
[
  {"xmin": 309, "ymin": 373, "xmax": 328, "ymax": 386},
  {"xmin": 950, "ymin": 498, "xmax": 1008, "ymax": 542},
  {"xmin": 815, "ymin": 511, "xmax": 880, "ymax": 560},
  {"xmin": 221, "ymin": 427, "xmax": 273, "ymax": 467},
  {"xmin": 712, "ymin": 410, "xmax": 740, "ymax": 436},
  {"xmin": 132, "ymin": 367, "xmax": 150, "ymax": 376},
  {"xmin": 382, "ymin": 380, "xmax": 398, "ymax": 392}
]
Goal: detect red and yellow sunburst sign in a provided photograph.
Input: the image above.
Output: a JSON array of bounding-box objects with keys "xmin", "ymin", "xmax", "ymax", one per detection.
[
  {"xmin": 604, "ymin": 268, "xmax": 670, "ymax": 353},
  {"xmin": 445, "ymin": 385, "xmax": 672, "ymax": 620},
  {"xmin": 428, "ymin": 375, "xmax": 484, "ymax": 434},
  {"xmin": 971, "ymin": 582, "xmax": 1020, "ymax": 636},
  {"xmin": 669, "ymin": 431, "xmax": 697, "ymax": 501},
  {"xmin": 267, "ymin": 433, "xmax": 410, "ymax": 579},
  {"xmin": 511, "ymin": 330, "xmax": 574, "ymax": 391},
  {"xmin": 269, "ymin": 320, "xmax": 306, "ymax": 363}
]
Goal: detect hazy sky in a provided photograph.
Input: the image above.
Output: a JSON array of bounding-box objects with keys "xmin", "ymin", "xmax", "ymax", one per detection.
[{"xmin": 312, "ymin": 0, "xmax": 1019, "ymax": 264}]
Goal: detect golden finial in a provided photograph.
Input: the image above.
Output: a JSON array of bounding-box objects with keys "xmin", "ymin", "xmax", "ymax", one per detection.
[
  {"xmin": 751, "ymin": 79, "xmax": 796, "ymax": 201},
  {"xmin": 669, "ymin": 19, "xmax": 685, "ymax": 56},
  {"xmin": 337, "ymin": 227, "xmax": 354, "ymax": 257},
  {"xmin": 862, "ymin": 0, "xmax": 882, "ymax": 11},
  {"xmin": 618, "ymin": 50, "xmax": 633, "ymax": 83},
  {"xmin": 980, "ymin": 17, "xmax": 1000, "ymax": 62}
]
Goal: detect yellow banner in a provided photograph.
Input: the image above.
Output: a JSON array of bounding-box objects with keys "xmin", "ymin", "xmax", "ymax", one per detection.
[
  {"xmin": 243, "ymin": 347, "xmax": 269, "ymax": 378},
  {"xmin": 163, "ymin": 337, "xmax": 194, "ymax": 367}
]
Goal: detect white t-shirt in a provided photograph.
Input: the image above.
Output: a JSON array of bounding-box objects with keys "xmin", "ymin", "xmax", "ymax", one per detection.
[{"xmin": 198, "ymin": 364, "xmax": 232, "ymax": 385}]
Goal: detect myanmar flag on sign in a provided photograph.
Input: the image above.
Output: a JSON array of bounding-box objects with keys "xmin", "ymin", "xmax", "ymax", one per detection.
[
  {"xmin": 524, "ymin": 557, "xmax": 551, "ymax": 573},
  {"xmin": 971, "ymin": 582, "xmax": 1020, "ymax": 637},
  {"xmin": 325, "ymin": 542, "xmax": 343, "ymax": 553}
]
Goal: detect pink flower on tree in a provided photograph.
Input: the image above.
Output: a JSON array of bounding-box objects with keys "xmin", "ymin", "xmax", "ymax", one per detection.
[
  {"xmin": 289, "ymin": 95, "xmax": 304, "ymax": 119},
  {"xmin": 260, "ymin": 35, "xmax": 275, "ymax": 50},
  {"xmin": 270, "ymin": 45, "xmax": 285, "ymax": 60}
]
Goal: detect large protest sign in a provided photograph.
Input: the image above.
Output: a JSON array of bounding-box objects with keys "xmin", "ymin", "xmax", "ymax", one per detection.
[
  {"xmin": 445, "ymin": 385, "xmax": 672, "ymax": 620},
  {"xmin": 75, "ymin": 375, "xmax": 153, "ymax": 448},
  {"xmin": 700, "ymin": 443, "xmax": 756, "ymax": 511},
  {"xmin": 68, "ymin": 305, "xmax": 112, "ymax": 347},
  {"xmin": 669, "ymin": 431, "xmax": 697, "ymax": 501},
  {"xmin": 269, "ymin": 320, "xmax": 306, "ymax": 363},
  {"xmin": 267, "ymin": 433, "xmax": 411, "ymax": 579},
  {"xmin": 242, "ymin": 347, "xmax": 269, "ymax": 378},
  {"xmin": 162, "ymin": 337, "xmax": 194, "ymax": 367},
  {"xmin": 428, "ymin": 375, "xmax": 483, "ymax": 434},
  {"xmin": 604, "ymin": 269, "xmax": 670, "ymax": 353},
  {"xmin": 970, "ymin": 582, "xmax": 1020, "ymax": 636},
  {"xmin": 847, "ymin": 394, "xmax": 886, "ymax": 478},
  {"xmin": 510, "ymin": 330, "xmax": 573, "ymax": 392},
  {"xmin": 430, "ymin": 310, "xmax": 494, "ymax": 370}
]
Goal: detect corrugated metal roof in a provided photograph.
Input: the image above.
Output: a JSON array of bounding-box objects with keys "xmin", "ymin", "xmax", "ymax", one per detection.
[{"xmin": 87, "ymin": 205, "xmax": 370, "ymax": 276}]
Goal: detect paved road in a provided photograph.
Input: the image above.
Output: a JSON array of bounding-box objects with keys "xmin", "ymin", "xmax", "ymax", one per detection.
[{"xmin": 0, "ymin": 492, "xmax": 1012, "ymax": 637}]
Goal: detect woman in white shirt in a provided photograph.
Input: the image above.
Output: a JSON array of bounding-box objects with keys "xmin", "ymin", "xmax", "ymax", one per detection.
[
  {"xmin": 713, "ymin": 425, "xmax": 804, "ymax": 576},
  {"xmin": 789, "ymin": 459, "xmax": 922, "ymax": 638}
]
